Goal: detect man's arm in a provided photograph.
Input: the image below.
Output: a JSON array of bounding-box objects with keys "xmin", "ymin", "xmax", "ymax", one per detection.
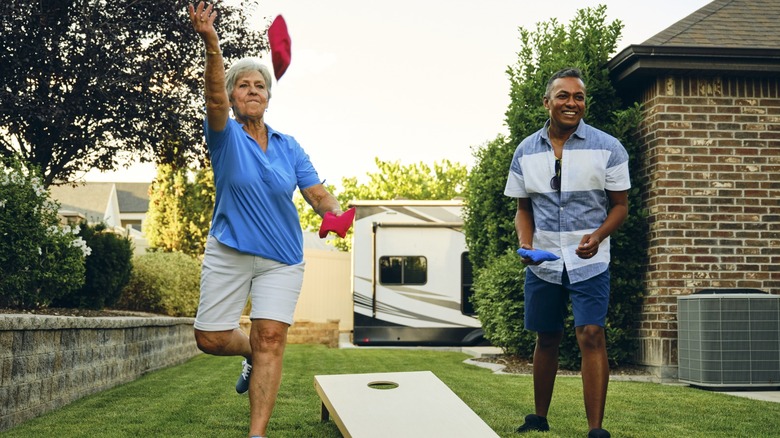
[
  {"xmin": 515, "ymin": 198, "xmax": 540, "ymax": 265},
  {"xmin": 575, "ymin": 190, "xmax": 628, "ymax": 259}
]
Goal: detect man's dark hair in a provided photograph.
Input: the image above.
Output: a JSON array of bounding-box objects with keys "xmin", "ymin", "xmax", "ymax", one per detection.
[{"xmin": 544, "ymin": 68, "xmax": 585, "ymax": 98}]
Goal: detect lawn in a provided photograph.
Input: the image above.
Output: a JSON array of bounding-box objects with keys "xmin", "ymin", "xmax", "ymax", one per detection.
[{"xmin": 6, "ymin": 345, "xmax": 780, "ymax": 437}]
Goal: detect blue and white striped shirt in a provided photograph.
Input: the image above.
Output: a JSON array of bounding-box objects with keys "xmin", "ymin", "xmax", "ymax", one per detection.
[{"xmin": 504, "ymin": 120, "xmax": 630, "ymax": 284}]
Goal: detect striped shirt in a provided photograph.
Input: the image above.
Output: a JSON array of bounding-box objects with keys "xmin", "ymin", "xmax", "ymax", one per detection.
[{"xmin": 504, "ymin": 120, "xmax": 630, "ymax": 284}]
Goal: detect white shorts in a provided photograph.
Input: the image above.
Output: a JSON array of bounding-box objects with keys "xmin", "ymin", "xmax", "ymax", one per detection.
[{"xmin": 194, "ymin": 236, "xmax": 305, "ymax": 331}]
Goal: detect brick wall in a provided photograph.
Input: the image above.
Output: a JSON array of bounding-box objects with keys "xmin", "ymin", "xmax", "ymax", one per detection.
[
  {"xmin": 634, "ymin": 75, "xmax": 780, "ymax": 377},
  {"xmin": 0, "ymin": 314, "xmax": 200, "ymax": 432}
]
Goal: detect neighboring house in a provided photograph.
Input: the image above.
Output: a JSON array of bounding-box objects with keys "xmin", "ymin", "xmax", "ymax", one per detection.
[
  {"xmin": 49, "ymin": 182, "xmax": 151, "ymax": 255},
  {"xmin": 607, "ymin": 0, "xmax": 780, "ymax": 378},
  {"xmin": 115, "ymin": 183, "xmax": 151, "ymax": 232}
]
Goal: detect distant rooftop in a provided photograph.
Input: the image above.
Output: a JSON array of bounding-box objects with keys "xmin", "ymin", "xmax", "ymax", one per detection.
[{"xmin": 115, "ymin": 183, "xmax": 150, "ymax": 213}]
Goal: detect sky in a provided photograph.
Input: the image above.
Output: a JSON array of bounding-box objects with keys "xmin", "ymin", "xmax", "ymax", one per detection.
[{"xmin": 81, "ymin": 0, "xmax": 711, "ymax": 186}]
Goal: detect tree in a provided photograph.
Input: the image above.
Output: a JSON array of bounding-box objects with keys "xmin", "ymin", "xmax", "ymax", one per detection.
[
  {"xmin": 145, "ymin": 163, "xmax": 214, "ymax": 257},
  {"xmin": 0, "ymin": 0, "xmax": 266, "ymax": 187},
  {"xmin": 465, "ymin": 5, "xmax": 648, "ymax": 367},
  {"xmin": 295, "ymin": 158, "xmax": 469, "ymax": 251},
  {"xmin": 462, "ymin": 134, "xmax": 518, "ymax": 270}
]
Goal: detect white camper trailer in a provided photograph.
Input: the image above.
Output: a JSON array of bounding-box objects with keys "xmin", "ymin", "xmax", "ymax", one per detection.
[{"xmin": 350, "ymin": 200, "xmax": 485, "ymax": 346}]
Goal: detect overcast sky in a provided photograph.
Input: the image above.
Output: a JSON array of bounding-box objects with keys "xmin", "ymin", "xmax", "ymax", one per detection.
[{"xmin": 82, "ymin": 0, "xmax": 711, "ymax": 186}]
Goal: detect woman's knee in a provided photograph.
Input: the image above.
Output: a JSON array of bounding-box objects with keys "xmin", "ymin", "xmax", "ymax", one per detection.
[
  {"xmin": 194, "ymin": 329, "xmax": 230, "ymax": 354},
  {"xmin": 250, "ymin": 320, "xmax": 289, "ymax": 352}
]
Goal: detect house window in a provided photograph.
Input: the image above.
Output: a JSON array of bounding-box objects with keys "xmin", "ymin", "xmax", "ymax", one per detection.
[
  {"xmin": 122, "ymin": 220, "xmax": 143, "ymax": 232},
  {"xmin": 379, "ymin": 256, "xmax": 427, "ymax": 285}
]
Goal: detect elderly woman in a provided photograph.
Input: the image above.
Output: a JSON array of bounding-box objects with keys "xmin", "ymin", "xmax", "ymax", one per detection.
[{"xmin": 189, "ymin": 3, "xmax": 344, "ymax": 437}]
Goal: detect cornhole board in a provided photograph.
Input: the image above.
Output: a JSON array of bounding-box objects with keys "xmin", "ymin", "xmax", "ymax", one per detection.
[{"xmin": 313, "ymin": 371, "xmax": 499, "ymax": 438}]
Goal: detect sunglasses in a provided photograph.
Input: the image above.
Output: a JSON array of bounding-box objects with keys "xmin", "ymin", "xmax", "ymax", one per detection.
[{"xmin": 550, "ymin": 159, "xmax": 561, "ymax": 191}]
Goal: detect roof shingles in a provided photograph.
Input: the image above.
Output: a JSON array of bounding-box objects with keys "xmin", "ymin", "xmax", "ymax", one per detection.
[{"xmin": 643, "ymin": 0, "xmax": 780, "ymax": 49}]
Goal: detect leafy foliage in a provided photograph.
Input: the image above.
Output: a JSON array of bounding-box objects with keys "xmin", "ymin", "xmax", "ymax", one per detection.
[
  {"xmin": 464, "ymin": 5, "xmax": 648, "ymax": 368},
  {"xmin": 471, "ymin": 251, "xmax": 534, "ymax": 356},
  {"xmin": 296, "ymin": 158, "xmax": 468, "ymax": 251},
  {"xmin": 117, "ymin": 252, "xmax": 200, "ymax": 317},
  {"xmin": 0, "ymin": 0, "xmax": 266, "ymax": 186},
  {"xmin": 145, "ymin": 163, "xmax": 214, "ymax": 257},
  {"xmin": 0, "ymin": 157, "xmax": 87, "ymax": 308},
  {"xmin": 462, "ymin": 135, "xmax": 518, "ymax": 271},
  {"xmin": 52, "ymin": 223, "xmax": 133, "ymax": 310}
]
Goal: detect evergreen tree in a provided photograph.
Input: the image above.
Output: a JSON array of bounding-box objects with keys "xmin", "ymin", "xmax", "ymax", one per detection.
[{"xmin": 145, "ymin": 163, "xmax": 214, "ymax": 258}]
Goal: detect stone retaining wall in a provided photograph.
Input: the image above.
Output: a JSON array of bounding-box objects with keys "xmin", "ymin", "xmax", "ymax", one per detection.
[{"xmin": 0, "ymin": 314, "xmax": 200, "ymax": 432}]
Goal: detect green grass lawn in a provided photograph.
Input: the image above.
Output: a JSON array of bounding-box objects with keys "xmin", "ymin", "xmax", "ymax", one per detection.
[{"xmin": 6, "ymin": 345, "xmax": 780, "ymax": 437}]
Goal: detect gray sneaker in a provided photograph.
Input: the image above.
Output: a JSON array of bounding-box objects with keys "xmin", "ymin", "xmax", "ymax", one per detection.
[{"xmin": 236, "ymin": 359, "xmax": 252, "ymax": 394}]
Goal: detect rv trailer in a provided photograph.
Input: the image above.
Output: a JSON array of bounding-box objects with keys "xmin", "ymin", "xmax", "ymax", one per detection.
[{"xmin": 350, "ymin": 200, "xmax": 485, "ymax": 346}]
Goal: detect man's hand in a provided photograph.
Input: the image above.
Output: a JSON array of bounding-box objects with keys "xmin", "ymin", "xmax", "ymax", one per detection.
[
  {"xmin": 576, "ymin": 234, "xmax": 601, "ymax": 259},
  {"xmin": 518, "ymin": 243, "xmax": 543, "ymax": 266}
]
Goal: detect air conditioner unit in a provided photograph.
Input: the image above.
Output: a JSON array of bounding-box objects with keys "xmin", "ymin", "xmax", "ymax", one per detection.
[{"xmin": 677, "ymin": 289, "xmax": 780, "ymax": 388}]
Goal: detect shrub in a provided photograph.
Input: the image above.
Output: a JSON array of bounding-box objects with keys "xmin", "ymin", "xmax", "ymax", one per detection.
[
  {"xmin": 117, "ymin": 251, "xmax": 200, "ymax": 317},
  {"xmin": 471, "ymin": 251, "xmax": 535, "ymax": 357},
  {"xmin": 53, "ymin": 223, "xmax": 133, "ymax": 310},
  {"xmin": 0, "ymin": 157, "xmax": 88, "ymax": 308}
]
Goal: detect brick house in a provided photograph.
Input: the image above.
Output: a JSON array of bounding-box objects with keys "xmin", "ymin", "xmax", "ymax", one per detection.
[{"xmin": 607, "ymin": 0, "xmax": 780, "ymax": 378}]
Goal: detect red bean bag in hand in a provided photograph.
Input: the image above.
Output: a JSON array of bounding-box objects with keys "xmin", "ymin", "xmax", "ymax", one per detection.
[{"xmin": 318, "ymin": 207, "xmax": 356, "ymax": 239}]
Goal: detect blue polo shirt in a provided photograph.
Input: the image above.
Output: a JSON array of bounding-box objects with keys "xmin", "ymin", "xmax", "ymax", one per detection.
[
  {"xmin": 504, "ymin": 120, "xmax": 630, "ymax": 284},
  {"xmin": 205, "ymin": 118, "xmax": 321, "ymax": 265}
]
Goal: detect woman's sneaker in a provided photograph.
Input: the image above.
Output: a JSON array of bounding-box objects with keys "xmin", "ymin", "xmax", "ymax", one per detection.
[
  {"xmin": 235, "ymin": 359, "xmax": 252, "ymax": 394},
  {"xmin": 516, "ymin": 414, "xmax": 550, "ymax": 433}
]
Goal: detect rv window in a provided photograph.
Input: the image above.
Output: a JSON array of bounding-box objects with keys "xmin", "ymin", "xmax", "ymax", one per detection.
[{"xmin": 379, "ymin": 256, "xmax": 427, "ymax": 285}]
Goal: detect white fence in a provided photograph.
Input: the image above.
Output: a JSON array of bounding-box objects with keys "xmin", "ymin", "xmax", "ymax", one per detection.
[{"xmin": 295, "ymin": 248, "xmax": 352, "ymax": 331}]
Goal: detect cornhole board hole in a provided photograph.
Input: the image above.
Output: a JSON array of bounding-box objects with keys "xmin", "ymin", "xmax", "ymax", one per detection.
[{"xmin": 313, "ymin": 371, "xmax": 499, "ymax": 438}]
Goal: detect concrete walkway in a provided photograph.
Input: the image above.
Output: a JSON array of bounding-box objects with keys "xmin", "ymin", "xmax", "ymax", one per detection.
[
  {"xmin": 461, "ymin": 346, "xmax": 780, "ymax": 404},
  {"xmin": 340, "ymin": 337, "xmax": 780, "ymax": 404}
]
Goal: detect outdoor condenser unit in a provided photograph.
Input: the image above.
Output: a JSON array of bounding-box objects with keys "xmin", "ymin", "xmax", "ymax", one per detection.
[{"xmin": 677, "ymin": 289, "xmax": 780, "ymax": 388}]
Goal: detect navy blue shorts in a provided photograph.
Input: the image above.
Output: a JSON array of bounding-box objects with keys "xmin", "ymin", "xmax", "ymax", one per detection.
[{"xmin": 524, "ymin": 268, "xmax": 610, "ymax": 332}]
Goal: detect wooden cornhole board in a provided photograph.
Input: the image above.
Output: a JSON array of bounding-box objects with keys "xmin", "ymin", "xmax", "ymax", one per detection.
[{"xmin": 313, "ymin": 371, "xmax": 499, "ymax": 438}]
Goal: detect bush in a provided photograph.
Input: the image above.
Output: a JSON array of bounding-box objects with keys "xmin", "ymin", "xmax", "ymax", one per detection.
[
  {"xmin": 117, "ymin": 252, "xmax": 200, "ymax": 317},
  {"xmin": 471, "ymin": 251, "xmax": 535, "ymax": 357},
  {"xmin": 53, "ymin": 223, "xmax": 133, "ymax": 310},
  {"xmin": 0, "ymin": 157, "xmax": 88, "ymax": 308}
]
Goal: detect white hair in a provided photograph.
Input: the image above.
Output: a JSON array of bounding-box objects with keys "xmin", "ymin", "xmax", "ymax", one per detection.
[{"xmin": 225, "ymin": 57, "xmax": 273, "ymax": 100}]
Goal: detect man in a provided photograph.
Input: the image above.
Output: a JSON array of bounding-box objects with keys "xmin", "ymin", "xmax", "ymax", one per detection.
[{"xmin": 504, "ymin": 68, "xmax": 630, "ymax": 438}]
